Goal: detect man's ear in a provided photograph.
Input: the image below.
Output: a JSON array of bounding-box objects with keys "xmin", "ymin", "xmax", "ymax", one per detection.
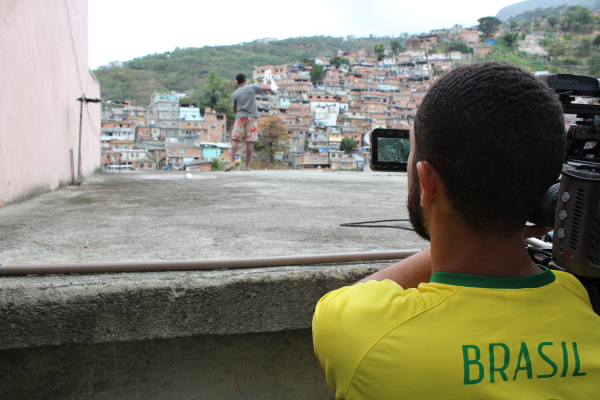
[{"xmin": 416, "ymin": 161, "xmax": 441, "ymax": 207}]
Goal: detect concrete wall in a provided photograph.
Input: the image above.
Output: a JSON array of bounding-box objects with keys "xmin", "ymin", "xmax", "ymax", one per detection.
[
  {"xmin": 0, "ymin": 264, "xmax": 383, "ymax": 399},
  {"xmin": 0, "ymin": 0, "xmax": 101, "ymax": 206},
  {"xmin": 3, "ymin": 329, "xmax": 330, "ymax": 400}
]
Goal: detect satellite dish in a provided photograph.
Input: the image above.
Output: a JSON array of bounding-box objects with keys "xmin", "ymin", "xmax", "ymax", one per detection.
[{"xmin": 364, "ymin": 132, "xmax": 371, "ymax": 145}]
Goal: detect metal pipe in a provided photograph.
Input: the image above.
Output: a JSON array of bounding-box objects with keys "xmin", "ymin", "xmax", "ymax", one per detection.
[
  {"xmin": 0, "ymin": 249, "xmax": 422, "ymax": 276},
  {"xmin": 76, "ymin": 95, "xmax": 84, "ymax": 184}
]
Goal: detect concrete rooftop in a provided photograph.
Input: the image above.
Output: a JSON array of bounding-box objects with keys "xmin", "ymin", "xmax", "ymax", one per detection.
[
  {"xmin": 0, "ymin": 170, "xmax": 427, "ymax": 266},
  {"xmin": 0, "ymin": 170, "xmax": 427, "ymax": 352}
]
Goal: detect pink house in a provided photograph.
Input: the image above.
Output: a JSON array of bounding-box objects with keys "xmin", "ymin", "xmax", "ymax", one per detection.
[{"xmin": 0, "ymin": 0, "xmax": 101, "ymax": 206}]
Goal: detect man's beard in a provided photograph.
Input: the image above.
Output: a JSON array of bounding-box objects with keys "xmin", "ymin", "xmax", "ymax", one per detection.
[{"xmin": 407, "ymin": 163, "xmax": 431, "ymax": 241}]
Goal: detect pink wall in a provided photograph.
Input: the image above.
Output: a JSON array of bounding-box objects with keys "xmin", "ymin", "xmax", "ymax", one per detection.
[{"xmin": 0, "ymin": 0, "xmax": 101, "ymax": 206}]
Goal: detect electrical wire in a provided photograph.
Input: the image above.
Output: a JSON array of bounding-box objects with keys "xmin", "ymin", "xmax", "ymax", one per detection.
[
  {"xmin": 64, "ymin": 1, "xmax": 103, "ymax": 144},
  {"xmin": 63, "ymin": 0, "xmax": 84, "ymax": 94},
  {"xmin": 85, "ymin": 102, "xmax": 102, "ymax": 142},
  {"xmin": 340, "ymin": 219, "xmax": 414, "ymax": 231}
]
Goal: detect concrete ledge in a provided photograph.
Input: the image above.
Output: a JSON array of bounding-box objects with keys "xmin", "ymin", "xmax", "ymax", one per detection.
[
  {"xmin": 0, "ymin": 263, "xmax": 385, "ymax": 350},
  {"xmin": 1, "ymin": 329, "xmax": 335, "ymax": 400}
]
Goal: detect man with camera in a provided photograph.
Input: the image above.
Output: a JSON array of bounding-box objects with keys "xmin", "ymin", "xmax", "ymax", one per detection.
[{"xmin": 313, "ymin": 62, "xmax": 600, "ymax": 399}]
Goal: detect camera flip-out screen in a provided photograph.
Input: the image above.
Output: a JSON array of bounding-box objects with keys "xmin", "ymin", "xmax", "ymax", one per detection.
[{"xmin": 370, "ymin": 128, "xmax": 410, "ymax": 171}]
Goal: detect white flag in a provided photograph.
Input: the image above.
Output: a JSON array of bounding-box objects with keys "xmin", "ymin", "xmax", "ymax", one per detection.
[{"xmin": 264, "ymin": 69, "xmax": 278, "ymax": 92}]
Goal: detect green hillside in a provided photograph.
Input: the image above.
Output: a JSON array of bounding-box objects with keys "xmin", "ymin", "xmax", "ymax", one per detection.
[
  {"xmin": 93, "ymin": 36, "xmax": 400, "ymax": 105},
  {"xmin": 94, "ymin": 5, "xmax": 600, "ymax": 108},
  {"xmin": 494, "ymin": 5, "xmax": 600, "ymax": 76},
  {"xmin": 496, "ymin": 0, "xmax": 599, "ymax": 20}
]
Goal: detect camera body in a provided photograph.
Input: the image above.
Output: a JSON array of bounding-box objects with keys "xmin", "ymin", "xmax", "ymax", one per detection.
[
  {"xmin": 530, "ymin": 74, "xmax": 600, "ymax": 279},
  {"xmin": 548, "ymin": 169, "xmax": 600, "ymax": 277},
  {"xmin": 369, "ymin": 128, "xmax": 410, "ymax": 172}
]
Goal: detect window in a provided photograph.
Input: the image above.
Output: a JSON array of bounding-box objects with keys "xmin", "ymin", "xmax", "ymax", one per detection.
[
  {"xmin": 115, "ymin": 146, "xmax": 119, "ymax": 149},
  {"xmin": 124, "ymin": 145, "xmax": 128, "ymax": 149}
]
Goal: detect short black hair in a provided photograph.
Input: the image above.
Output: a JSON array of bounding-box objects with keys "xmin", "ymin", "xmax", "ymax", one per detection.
[
  {"xmin": 413, "ymin": 62, "xmax": 565, "ymax": 236},
  {"xmin": 236, "ymin": 73, "xmax": 246, "ymax": 84}
]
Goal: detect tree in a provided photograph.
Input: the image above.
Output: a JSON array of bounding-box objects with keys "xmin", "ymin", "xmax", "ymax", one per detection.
[
  {"xmin": 575, "ymin": 37, "xmax": 591, "ymax": 57},
  {"xmin": 510, "ymin": 21, "xmax": 518, "ymax": 29},
  {"xmin": 310, "ymin": 64, "xmax": 324, "ymax": 84},
  {"xmin": 340, "ymin": 138, "xmax": 357, "ymax": 154},
  {"xmin": 547, "ymin": 16, "xmax": 559, "ymax": 27},
  {"xmin": 330, "ymin": 56, "xmax": 350, "ymax": 70},
  {"xmin": 390, "ymin": 40, "xmax": 404, "ymax": 55},
  {"xmin": 501, "ymin": 32, "xmax": 519, "ymax": 47},
  {"xmin": 563, "ymin": 57, "xmax": 579, "ymax": 65},
  {"xmin": 564, "ymin": 6, "xmax": 593, "ymax": 26},
  {"xmin": 593, "ymin": 35, "xmax": 600, "ymax": 46},
  {"xmin": 374, "ymin": 43, "xmax": 385, "ymax": 61},
  {"xmin": 198, "ymin": 71, "xmax": 230, "ymax": 114},
  {"xmin": 588, "ymin": 55, "xmax": 600, "ymax": 76},
  {"xmin": 215, "ymin": 95, "xmax": 235, "ymax": 131},
  {"xmin": 478, "ymin": 16, "xmax": 502, "ymax": 38},
  {"xmin": 448, "ymin": 41, "xmax": 473, "ymax": 54},
  {"xmin": 547, "ymin": 40, "xmax": 567, "ymax": 57},
  {"xmin": 256, "ymin": 116, "xmax": 288, "ymax": 163}
]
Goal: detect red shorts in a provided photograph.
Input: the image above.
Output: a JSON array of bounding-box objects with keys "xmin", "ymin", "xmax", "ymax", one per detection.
[{"xmin": 231, "ymin": 117, "xmax": 261, "ymax": 142}]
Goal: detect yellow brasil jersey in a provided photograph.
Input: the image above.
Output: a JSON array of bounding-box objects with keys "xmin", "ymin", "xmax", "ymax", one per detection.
[{"xmin": 312, "ymin": 267, "xmax": 600, "ymax": 399}]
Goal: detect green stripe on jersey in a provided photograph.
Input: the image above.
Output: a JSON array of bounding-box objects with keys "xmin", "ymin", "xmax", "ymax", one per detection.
[{"xmin": 430, "ymin": 266, "xmax": 556, "ymax": 289}]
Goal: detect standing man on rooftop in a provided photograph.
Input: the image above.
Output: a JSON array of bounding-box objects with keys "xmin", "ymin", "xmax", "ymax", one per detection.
[{"xmin": 224, "ymin": 74, "xmax": 272, "ymax": 171}]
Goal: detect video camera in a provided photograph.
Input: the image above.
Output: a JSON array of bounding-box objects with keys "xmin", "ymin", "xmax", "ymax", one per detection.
[{"xmin": 528, "ymin": 74, "xmax": 600, "ymax": 283}]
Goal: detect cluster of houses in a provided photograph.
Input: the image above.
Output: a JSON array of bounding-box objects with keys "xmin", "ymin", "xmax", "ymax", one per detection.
[
  {"xmin": 101, "ymin": 24, "xmax": 494, "ymax": 172},
  {"xmin": 101, "ymin": 95, "xmax": 228, "ymax": 172},
  {"xmin": 249, "ymin": 24, "xmax": 497, "ymax": 170}
]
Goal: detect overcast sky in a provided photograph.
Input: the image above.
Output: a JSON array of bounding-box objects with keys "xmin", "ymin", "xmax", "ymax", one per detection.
[{"xmin": 89, "ymin": 0, "xmax": 520, "ymax": 69}]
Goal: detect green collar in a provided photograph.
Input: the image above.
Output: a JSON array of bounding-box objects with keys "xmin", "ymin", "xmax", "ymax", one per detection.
[{"xmin": 430, "ymin": 265, "xmax": 556, "ymax": 289}]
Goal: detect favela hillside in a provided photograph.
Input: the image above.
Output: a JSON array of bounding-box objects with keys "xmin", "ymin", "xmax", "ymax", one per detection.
[{"xmin": 95, "ymin": 5, "xmax": 600, "ymax": 172}]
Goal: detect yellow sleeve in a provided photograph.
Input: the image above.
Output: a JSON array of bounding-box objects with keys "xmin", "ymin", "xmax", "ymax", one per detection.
[
  {"xmin": 312, "ymin": 280, "xmax": 436, "ymax": 399},
  {"xmin": 555, "ymin": 270, "xmax": 592, "ymax": 304}
]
